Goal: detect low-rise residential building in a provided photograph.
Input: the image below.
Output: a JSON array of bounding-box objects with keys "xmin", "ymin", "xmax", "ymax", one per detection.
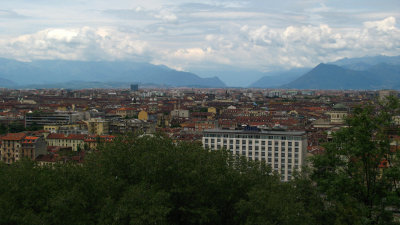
[
  {"xmin": 84, "ymin": 135, "xmax": 115, "ymax": 150},
  {"xmin": 21, "ymin": 136, "xmax": 47, "ymax": 160},
  {"xmin": 171, "ymin": 109, "xmax": 190, "ymax": 118},
  {"xmin": 0, "ymin": 133, "xmax": 26, "ymax": 164},
  {"xmin": 116, "ymin": 107, "xmax": 136, "ymax": 118},
  {"xmin": 0, "ymin": 133, "xmax": 47, "ymax": 164},
  {"xmin": 87, "ymin": 118, "xmax": 109, "ymax": 135},
  {"xmin": 46, "ymin": 133, "xmax": 85, "ymax": 151}
]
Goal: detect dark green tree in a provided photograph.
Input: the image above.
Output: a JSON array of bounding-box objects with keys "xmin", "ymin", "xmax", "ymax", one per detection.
[{"xmin": 310, "ymin": 98, "xmax": 400, "ymax": 225}]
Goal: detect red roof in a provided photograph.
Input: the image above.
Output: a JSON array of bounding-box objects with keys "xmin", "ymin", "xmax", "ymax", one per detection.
[
  {"xmin": 46, "ymin": 133, "xmax": 66, "ymax": 139},
  {"xmin": 117, "ymin": 107, "xmax": 136, "ymax": 111},
  {"xmin": 22, "ymin": 136, "xmax": 39, "ymax": 144},
  {"xmin": 66, "ymin": 134, "xmax": 86, "ymax": 140},
  {"xmin": 1, "ymin": 133, "xmax": 26, "ymax": 141},
  {"xmin": 25, "ymin": 136, "xmax": 39, "ymax": 140}
]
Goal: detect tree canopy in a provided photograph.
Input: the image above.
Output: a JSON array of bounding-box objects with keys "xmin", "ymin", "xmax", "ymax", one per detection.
[
  {"xmin": 310, "ymin": 97, "xmax": 400, "ymax": 225},
  {"xmin": 1, "ymin": 98, "xmax": 400, "ymax": 224},
  {"xmin": 0, "ymin": 134, "xmax": 324, "ymax": 225}
]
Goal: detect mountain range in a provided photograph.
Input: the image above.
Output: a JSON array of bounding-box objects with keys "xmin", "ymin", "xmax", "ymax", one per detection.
[
  {"xmin": 0, "ymin": 58, "xmax": 226, "ymax": 88},
  {"xmin": 251, "ymin": 55, "xmax": 400, "ymax": 90},
  {"xmin": 249, "ymin": 68, "xmax": 311, "ymax": 88},
  {"xmin": 0, "ymin": 55, "xmax": 400, "ymax": 89}
]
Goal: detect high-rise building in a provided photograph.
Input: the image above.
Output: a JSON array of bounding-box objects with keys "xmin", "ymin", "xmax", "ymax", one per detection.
[
  {"xmin": 130, "ymin": 84, "xmax": 139, "ymax": 91},
  {"xmin": 202, "ymin": 128, "xmax": 307, "ymax": 181}
]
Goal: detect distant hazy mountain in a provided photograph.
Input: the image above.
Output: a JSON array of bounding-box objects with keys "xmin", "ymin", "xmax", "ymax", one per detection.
[
  {"xmin": 0, "ymin": 77, "xmax": 16, "ymax": 88},
  {"xmin": 283, "ymin": 62, "xmax": 400, "ymax": 90},
  {"xmin": 192, "ymin": 66, "xmax": 267, "ymax": 87},
  {"xmin": 331, "ymin": 55, "xmax": 400, "ymax": 70},
  {"xmin": 0, "ymin": 58, "xmax": 226, "ymax": 88},
  {"xmin": 249, "ymin": 68, "xmax": 311, "ymax": 88}
]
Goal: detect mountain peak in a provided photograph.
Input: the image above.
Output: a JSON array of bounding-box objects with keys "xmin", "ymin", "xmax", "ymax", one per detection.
[{"xmin": 0, "ymin": 59, "xmax": 226, "ymax": 88}]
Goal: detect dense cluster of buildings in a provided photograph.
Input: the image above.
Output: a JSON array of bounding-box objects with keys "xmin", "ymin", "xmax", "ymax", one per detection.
[{"xmin": 0, "ymin": 87, "xmax": 396, "ymax": 180}]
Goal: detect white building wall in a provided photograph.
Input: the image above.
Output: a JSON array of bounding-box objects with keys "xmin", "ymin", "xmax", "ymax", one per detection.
[{"xmin": 202, "ymin": 132, "xmax": 306, "ymax": 181}]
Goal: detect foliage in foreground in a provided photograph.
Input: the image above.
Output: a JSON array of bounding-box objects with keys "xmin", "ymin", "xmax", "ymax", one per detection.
[
  {"xmin": 1, "ymin": 98, "xmax": 400, "ymax": 225},
  {"xmin": 310, "ymin": 97, "xmax": 400, "ymax": 225},
  {"xmin": 0, "ymin": 134, "xmax": 324, "ymax": 225}
]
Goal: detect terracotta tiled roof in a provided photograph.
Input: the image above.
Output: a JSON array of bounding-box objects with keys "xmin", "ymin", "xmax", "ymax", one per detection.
[
  {"xmin": 66, "ymin": 134, "xmax": 86, "ymax": 140},
  {"xmin": 1, "ymin": 133, "xmax": 26, "ymax": 141},
  {"xmin": 46, "ymin": 133, "xmax": 66, "ymax": 139},
  {"xmin": 117, "ymin": 107, "xmax": 136, "ymax": 111},
  {"xmin": 22, "ymin": 136, "xmax": 39, "ymax": 144}
]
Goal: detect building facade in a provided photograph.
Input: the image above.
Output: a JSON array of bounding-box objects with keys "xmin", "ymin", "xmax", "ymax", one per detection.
[
  {"xmin": 46, "ymin": 133, "xmax": 85, "ymax": 151},
  {"xmin": 87, "ymin": 118, "xmax": 109, "ymax": 135},
  {"xmin": 202, "ymin": 128, "xmax": 307, "ymax": 181},
  {"xmin": 21, "ymin": 136, "xmax": 47, "ymax": 161},
  {"xmin": 0, "ymin": 133, "xmax": 47, "ymax": 164},
  {"xmin": 0, "ymin": 133, "xmax": 26, "ymax": 164}
]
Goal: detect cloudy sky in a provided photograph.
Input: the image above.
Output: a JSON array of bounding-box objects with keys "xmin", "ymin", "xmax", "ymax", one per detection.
[{"xmin": 1, "ymin": 0, "xmax": 399, "ymax": 81}]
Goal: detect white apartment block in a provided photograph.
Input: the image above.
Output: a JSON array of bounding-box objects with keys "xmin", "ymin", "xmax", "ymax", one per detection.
[{"xmin": 202, "ymin": 129, "xmax": 307, "ymax": 181}]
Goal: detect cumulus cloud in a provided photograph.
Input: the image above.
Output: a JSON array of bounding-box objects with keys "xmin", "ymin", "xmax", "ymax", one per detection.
[
  {"xmin": 0, "ymin": 27, "xmax": 149, "ymax": 61},
  {"xmin": 0, "ymin": 16, "xmax": 398, "ymax": 72},
  {"xmin": 364, "ymin": 16, "xmax": 396, "ymax": 31},
  {"xmin": 237, "ymin": 16, "xmax": 400, "ymax": 68}
]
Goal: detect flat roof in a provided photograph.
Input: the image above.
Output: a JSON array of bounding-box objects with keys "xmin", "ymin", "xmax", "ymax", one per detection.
[{"xmin": 203, "ymin": 129, "xmax": 306, "ymax": 136}]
